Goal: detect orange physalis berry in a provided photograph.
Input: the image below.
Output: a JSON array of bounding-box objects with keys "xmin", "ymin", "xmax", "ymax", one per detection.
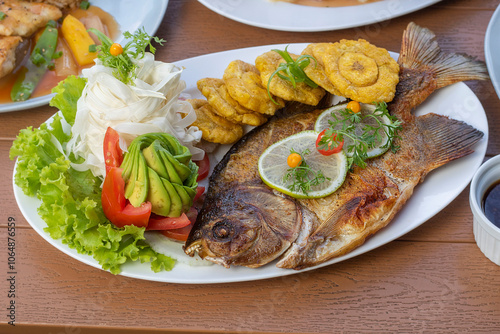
[
  {"xmin": 347, "ymin": 101, "xmax": 361, "ymax": 113},
  {"xmin": 109, "ymin": 43, "xmax": 123, "ymax": 56},
  {"xmin": 287, "ymin": 153, "xmax": 302, "ymax": 168}
]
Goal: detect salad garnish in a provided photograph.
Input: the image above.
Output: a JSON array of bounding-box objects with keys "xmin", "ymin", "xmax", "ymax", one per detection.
[
  {"xmin": 283, "ymin": 148, "xmax": 330, "ymax": 196},
  {"xmin": 10, "ymin": 28, "xmax": 204, "ymax": 274},
  {"xmin": 317, "ymin": 102, "xmax": 402, "ymax": 169},
  {"xmin": 89, "ymin": 27, "xmax": 166, "ymax": 85}
]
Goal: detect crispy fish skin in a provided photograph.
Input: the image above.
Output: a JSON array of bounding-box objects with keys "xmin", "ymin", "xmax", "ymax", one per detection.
[
  {"xmin": 223, "ymin": 60, "xmax": 285, "ymax": 116},
  {"xmin": 255, "ymin": 50, "xmax": 326, "ymax": 106},
  {"xmin": 0, "ymin": 36, "xmax": 22, "ymax": 78},
  {"xmin": 185, "ymin": 23, "xmax": 488, "ymax": 269},
  {"xmin": 188, "ymin": 99, "xmax": 244, "ymax": 145},
  {"xmin": 184, "ymin": 102, "xmax": 325, "ymax": 268},
  {"xmin": 0, "ymin": 0, "xmax": 62, "ymax": 37},
  {"xmin": 197, "ymin": 78, "xmax": 268, "ymax": 126}
]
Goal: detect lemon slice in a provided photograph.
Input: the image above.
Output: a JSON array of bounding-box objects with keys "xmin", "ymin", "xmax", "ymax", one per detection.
[
  {"xmin": 315, "ymin": 102, "xmax": 393, "ymax": 159},
  {"xmin": 258, "ymin": 130, "xmax": 348, "ymax": 199}
]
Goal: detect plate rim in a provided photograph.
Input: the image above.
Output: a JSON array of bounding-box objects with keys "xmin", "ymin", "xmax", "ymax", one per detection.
[
  {"xmin": 13, "ymin": 42, "xmax": 488, "ymax": 284},
  {"xmin": 485, "ymin": 4, "xmax": 500, "ymax": 100}
]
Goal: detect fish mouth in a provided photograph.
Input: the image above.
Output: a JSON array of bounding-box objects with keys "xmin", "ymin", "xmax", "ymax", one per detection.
[
  {"xmin": 183, "ymin": 242, "xmax": 202, "ymax": 257},
  {"xmin": 183, "ymin": 219, "xmax": 262, "ymax": 267}
]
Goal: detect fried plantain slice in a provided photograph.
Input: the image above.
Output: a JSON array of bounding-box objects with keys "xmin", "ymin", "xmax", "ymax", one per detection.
[
  {"xmin": 255, "ymin": 51, "xmax": 326, "ymax": 106},
  {"xmin": 197, "ymin": 78, "xmax": 268, "ymax": 126},
  {"xmin": 301, "ymin": 43, "xmax": 343, "ymax": 96},
  {"xmin": 223, "ymin": 60, "xmax": 285, "ymax": 116},
  {"xmin": 188, "ymin": 99, "xmax": 244, "ymax": 145},
  {"xmin": 321, "ymin": 39, "xmax": 399, "ymax": 103}
]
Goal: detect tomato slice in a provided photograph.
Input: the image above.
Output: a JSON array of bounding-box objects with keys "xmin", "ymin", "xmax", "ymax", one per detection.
[
  {"xmin": 159, "ymin": 207, "xmax": 198, "ymax": 241},
  {"xmin": 195, "ymin": 153, "xmax": 210, "ymax": 181},
  {"xmin": 194, "ymin": 186, "xmax": 205, "ymax": 203},
  {"xmin": 316, "ymin": 129, "xmax": 344, "ymax": 156},
  {"xmin": 160, "ymin": 223, "xmax": 194, "ymax": 242},
  {"xmin": 101, "ymin": 167, "xmax": 151, "ymax": 228},
  {"xmin": 147, "ymin": 212, "xmax": 192, "ymax": 231},
  {"xmin": 103, "ymin": 127, "xmax": 123, "ymax": 174}
]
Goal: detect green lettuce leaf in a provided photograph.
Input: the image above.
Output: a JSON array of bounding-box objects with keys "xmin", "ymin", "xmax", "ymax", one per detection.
[{"xmin": 49, "ymin": 75, "xmax": 86, "ymax": 126}]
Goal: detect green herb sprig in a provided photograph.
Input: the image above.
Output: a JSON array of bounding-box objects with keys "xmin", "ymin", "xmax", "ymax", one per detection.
[
  {"xmin": 88, "ymin": 27, "xmax": 166, "ymax": 85},
  {"xmin": 283, "ymin": 148, "xmax": 330, "ymax": 195},
  {"xmin": 318, "ymin": 102, "xmax": 402, "ymax": 169},
  {"xmin": 267, "ymin": 46, "xmax": 318, "ymax": 104}
]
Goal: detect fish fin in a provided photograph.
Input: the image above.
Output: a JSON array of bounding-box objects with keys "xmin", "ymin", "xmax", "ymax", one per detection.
[
  {"xmin": 310, "ymin": 196, "xmax": 362, "ymax": 239},
  {"xmin": 399, "ymin": 22, "xmax": 489, "ymax": 88},
  {"xmin": 418, "ymin": 113, "xmax": 484, "ymax": 171}
]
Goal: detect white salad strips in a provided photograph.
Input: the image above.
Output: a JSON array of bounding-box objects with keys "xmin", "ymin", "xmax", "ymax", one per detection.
[{"xmin": 66, "ymin": 52, "xmax": 203, "ymax": 179}]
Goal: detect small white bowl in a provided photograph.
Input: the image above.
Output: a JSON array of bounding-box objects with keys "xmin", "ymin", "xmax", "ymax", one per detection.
[{"xmin": 470, "ymin": 155, "xmax": 500, "ymax": 265}]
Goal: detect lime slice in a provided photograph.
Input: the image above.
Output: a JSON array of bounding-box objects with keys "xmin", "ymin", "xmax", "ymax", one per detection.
[
  {"xmin": 315, "ymin": 103, "xmax": 393, "ymax": 159},
  {"xmin": 258, "ymin": 130, "xmax": 348, "ymax": 199}
]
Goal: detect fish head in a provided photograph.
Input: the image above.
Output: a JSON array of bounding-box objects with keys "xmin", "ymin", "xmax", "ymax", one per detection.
[{"xmin": 184, "ymin": 186, "xmax": 302, "ymax": 268}]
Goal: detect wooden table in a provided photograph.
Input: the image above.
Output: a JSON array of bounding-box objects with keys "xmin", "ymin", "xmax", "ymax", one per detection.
[{"xmin": 2, "ymin": 0, "xmax": 500, "ymax": 333}]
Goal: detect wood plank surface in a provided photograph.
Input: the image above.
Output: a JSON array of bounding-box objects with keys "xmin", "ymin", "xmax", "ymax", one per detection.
[
  {"xmin": 1, "ymin": 228, "xmax": 500, "ymax": 333},
  {"xmin": 1, "ymin": 0, "xmax": 500, "ymax": 333}
]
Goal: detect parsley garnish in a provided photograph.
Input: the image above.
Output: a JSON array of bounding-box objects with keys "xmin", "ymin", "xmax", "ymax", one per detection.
[
  {"xmin": 0, "ymin": 12, "xmax": 6, "ymax": 20},
  {"xmin": 318, "ymin": 102, "xmax": 402, "ymax": 169},
  {"xmin": 267, "ymin": 46, "xmax": 318, "ymax": 104},
  {"xmin": 283, "ymin": 148, "xmax": 330, "ymax": 195},
  {"xmin": 88, "ymin": 27, "xmax": 166, "ymax": 85}
]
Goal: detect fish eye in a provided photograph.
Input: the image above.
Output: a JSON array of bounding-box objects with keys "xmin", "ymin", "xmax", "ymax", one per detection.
[{"xmin": 212, "ymin": 220, "xmax": 234, "ymax": 240}]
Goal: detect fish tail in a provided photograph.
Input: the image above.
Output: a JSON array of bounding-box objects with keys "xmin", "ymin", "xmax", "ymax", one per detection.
[
  {"xmin": 399, "ymin": 22, "xmax": 489, "ymax": 88},
  {"xmin": 417, "ymin": 113, "xmax": 484, "ymax": 171}
]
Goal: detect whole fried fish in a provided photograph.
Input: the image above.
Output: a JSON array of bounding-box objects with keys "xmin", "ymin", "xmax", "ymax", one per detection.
[{"xmin": 184, "ymin": 23, "xmax": 488, "ymax": 269}]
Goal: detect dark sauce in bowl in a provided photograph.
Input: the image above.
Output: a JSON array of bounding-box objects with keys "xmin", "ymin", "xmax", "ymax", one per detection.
[{"xmin": 482, "ymin": 181, "xmax": 500, "ymax": 228}]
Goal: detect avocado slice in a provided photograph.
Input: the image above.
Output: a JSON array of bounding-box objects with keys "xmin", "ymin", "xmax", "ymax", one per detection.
[
  {"xmin": 164, "ymin": 136, "xmax": 192, "ymax": 164},
  {"xmin": 183, "ymin": 161, "xmax": 199, "ymax": 188},
  {"xmin": 127, "ymin": 152, "xmax": 149, "ymax": 207},
  {"xmin": 143, "ymin": 141, "xmax": 169, "ymax": 179},
  {"xmin": 123, "ymin": 149, "xmax": 138, "ymax": 199},
  {"xmin": 146, "ymin": 167, "xmax": 171, "ymax": 216},
  {"xmin": 158, "ymin": 150, "xmax": 183, "ymax": 185},
  {"xmin": 161, "ymin": 178, "xmax": 182, "ymax": 217},
  {"xmin": 163, "ymin": 150, "xmax": 192, "ymax": 182},
  {"xmin": 173, "ymin": 183, "xmax": 192, "ymax": 213}
]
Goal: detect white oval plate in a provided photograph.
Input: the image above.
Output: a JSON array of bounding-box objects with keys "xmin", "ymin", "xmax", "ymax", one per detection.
[
  {"xmin": 14, "ymin": 43, "xmax": 488, "ymax": 284},
  {"xmin": 0, "ymin": 0, "xmax": 169, "ymax": 113},
  {"xmin": 485, "ymin": 4, "xmax": 500, "ymax": 100},
  {"xmin": 198, "ymin": 0, "xmax": 441, "ymax": 32}
]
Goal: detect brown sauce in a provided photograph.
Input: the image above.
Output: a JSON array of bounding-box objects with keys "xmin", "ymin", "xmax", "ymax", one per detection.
[
  {"xmin": 0, "ymin": 5, "xmax": 119, "ymax": 103},
  {"xmin": 482, "ymin": 181, "xmax": 500, "ymax": 228},
  {"xmin": 277, "ymin": 0, "xmax": 382, "ymax": 8}
]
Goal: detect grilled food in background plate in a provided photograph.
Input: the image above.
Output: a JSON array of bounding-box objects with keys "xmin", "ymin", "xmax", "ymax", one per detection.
[{"xmin": 184, "ymin": 23, "xmax": 489, "ymax": 269}]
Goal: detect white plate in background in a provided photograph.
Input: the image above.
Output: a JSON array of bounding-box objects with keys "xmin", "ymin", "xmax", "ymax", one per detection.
[{"xmin": 0, "ymin": 0, "xmax": 169, "ymax": 113}]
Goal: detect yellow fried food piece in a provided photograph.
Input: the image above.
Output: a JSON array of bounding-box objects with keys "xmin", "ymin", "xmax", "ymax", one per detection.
[
  {"xmin": 188, "ymin": 99, "xmax": 244, "ymax": 145},
  {"xmin": 301, "ymin": 43, "xmax": 343, "ymax": 96},
  {"xmin": 197, "ymin": 78, "xmax": 268, "ymax": 126},
  {"xmin": 223, "ymin": 60, "xmax": 285, "ymax": 116},
  {"xmin": 321, "ymin": 39, "xmax": 399, "ymax": 103},
  {"xmin": 255, "ymin": 51, "xmax": 326, "ymax": 106}
]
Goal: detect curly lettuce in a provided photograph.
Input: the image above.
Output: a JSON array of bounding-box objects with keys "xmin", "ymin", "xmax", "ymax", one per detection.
[{"xmin": 10, "ymin": 77, "xmax": 175, "ymax": 274}]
